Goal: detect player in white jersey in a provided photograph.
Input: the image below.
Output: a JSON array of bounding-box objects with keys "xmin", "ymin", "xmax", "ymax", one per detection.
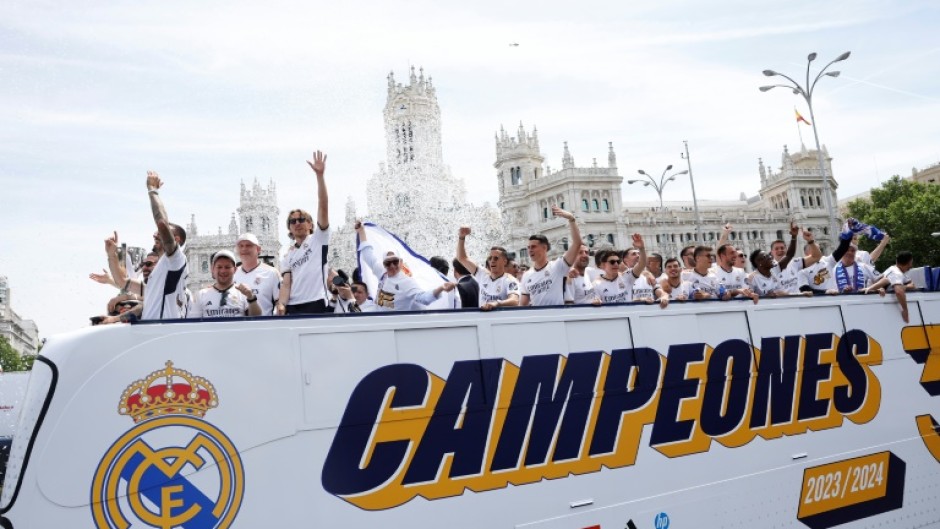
[
  {"xmin": 688, "ymin": 246, "xmax": 724, "ymax": 300},
  {"xmin": 593, "ymin": 249, "xmax": 635, "ymax": 304},
  {"xmin": 864, "ymin": 251, "xmax": 916, "ymax": 323},
  {"xmin": 455, "ymin": 227, "xmax": 520, "ymax": 310},
  {"xmin": 659, "ymin": 258, "xmax": 693, "ymax": 301},
  {"xmin": 834, "ymin": 244, "xmax": 882, "ymax": 293},
  {"xmin": 233, "ymin": 233, "xmax": 281, "ymax": 316},
  {"xmin": 710, "ymin": 243, "xmax": 757, "ymax": 302},
  {"xmin": 277, "ymin": 150, "xmax": 332, "ymax": 315},
  {"xmin": 519, "ymin": 206, "xmax": 583, "ymax": 307},
  {"xmin": 567, "ymin": 245, "xmax": 599, "ymax": 305},
  {"xmin": 356, "ymin": 222, "xmax": 455, "ymax": 311},
  {"xmin": 189, "ymin": 250, "xmax": 262, "ymax": 318},
  {"xmin": 139, "ymin": 171, "xmax": 189, "ymax": 321},
  {"xmin": 747, "ymin": 249, "xmax": 797, "ymax": 298}
]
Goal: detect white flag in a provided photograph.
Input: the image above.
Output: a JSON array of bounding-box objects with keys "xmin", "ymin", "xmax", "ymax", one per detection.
[{"xmin": 356, "ymin": 222, "xmax": 459, "ymax": 310}]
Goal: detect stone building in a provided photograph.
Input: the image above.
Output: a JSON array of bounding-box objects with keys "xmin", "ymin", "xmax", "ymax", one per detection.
[
  {"xmin": 0, "ymin": 276, "xmax": 40, "ymax": 357},
  {"xmin": 184, "ymin": 179, "xmax": 281, "ymax": 290},
  {"xmin": 496, "ymin": 127, "xmax": 842, "ymax": 263},
  {"xmin": 330, "ymin": 67, "xmax": 503, "ymax": 272}
]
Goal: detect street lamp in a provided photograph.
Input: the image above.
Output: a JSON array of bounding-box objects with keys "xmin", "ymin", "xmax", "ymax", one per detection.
[
  {"xmin": 680, "ymin": 141, "xmax": 702, "ymax": 242},
  {"xmin": 760, "ymin": 50, "xmax": 851, "ymax": 242},
  {"xmin": 628, "ymin": 165, "xmax": 689, "ymax": 210}
]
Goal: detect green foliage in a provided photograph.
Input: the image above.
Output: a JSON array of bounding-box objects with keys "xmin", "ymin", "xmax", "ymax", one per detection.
[
  {"xmin": 0, "ymin": 335, "xmax": 25, "ymax": 372},
  {"xmin": 845, "ymin": 176, "xmax": 940, "ymax": 267}
]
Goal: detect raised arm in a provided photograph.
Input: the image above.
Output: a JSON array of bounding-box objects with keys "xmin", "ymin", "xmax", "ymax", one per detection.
[
  {"xmin": 717, "ymin": 223, "xmax": 732, "ymax": 249},
  {"xmin": 553, "ymin": 206, "xmax": 582, "ymax": 266},
  {"xmin": 777, "ymin": 221, "xmax": 799, "ymax": 270},
  {"xmin": 631, "ymin": 233, "xmax": 647, "ymax": 278},
  {"xmin": 802, "ymin": 229, "xmax": 823, "ymax": 267},
  {"xmin": 456, "ymin": 226, "xmax": 479, "ymax": 275},
  {"xmin": 355, "ymin": 221, "xmax": 384, "ymax": 277},
  {"xmin": 104, "ymin": 231, "xmax": 142, "ymax": 295},
  {"xmin": 307, "ymin": 150, "xmax": 329, "ymax": 230},
  {"xmin": 146, "ymin": 172, "xmax": 178, "ymax": 256},
  {"xmin": 869, "ymin": 234, "xmax": 891, "ymax": 263}
]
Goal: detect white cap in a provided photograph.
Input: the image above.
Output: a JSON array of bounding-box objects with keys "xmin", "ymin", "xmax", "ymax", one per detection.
[
  {"xmin": 237, "ymin": 233, "xmax": 260, "ymax": 246},
  {"xmin": 383, "ymin": 250, "xmax": 402, "ymax": 263},
  {"xmin": 212, "ymin": 250, "xmax": 237, "ymax": 265}
]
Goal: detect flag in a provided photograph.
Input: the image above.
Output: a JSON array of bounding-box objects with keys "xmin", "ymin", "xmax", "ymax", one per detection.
[
  {"xmin": 795, "ymin": 108, "xmax": 812, "ymax": 126},
  {"xmin": 356, "ymin": 222, "xmax": 459, "ymax": 309}
]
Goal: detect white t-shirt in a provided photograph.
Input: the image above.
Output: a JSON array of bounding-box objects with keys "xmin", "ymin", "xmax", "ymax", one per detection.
[
  {"xmin": 747, "ymin": 272, "xmax": 779, "ymax": 297},
  {"xmin": 520, "ymin": 258, "xmax": 571, "ymax": 307},
  {"xmin": 688, "ymin": 269, "xmax": 720, "ymax": 298},
  {"xmin": 801, "ymin": 255, "xmax": 838, "ymax": 292},
  {"xmin": 359, "ymin": 243, "xmax": 439, "ymax": 311},
  {"xmin": 773, "ymin": 257, "xmax": 805, "ymax": 294},
  {"xmin": 567, "ymin": 273, "xmax": 598, "ymax": 305},
  {"xmin": 594, "ymin": 273, "xmax": 636, "ymax": 304},
  {"xmin": 711, "ymin": 264, "xmax": 748, "ymax": 296},
  {"xmin": 834, "ymin": 261, "xmax": 881, "ymax": 292},
  {"xmin": 189, "ymin": 285, "xmax": 251, "ymax": 318},
  {"xmin": 631, "ymin": 273, "xmax": 658, "ymax": 302},
  {"xmin": 883, "ymin": 265, "xmax": 912, "ymax": 287},
  {"xmin": 474, "ymin": 268, "xmax": 521, "ymax": 305},
  {"xmin": 234, "ymin": 263, "xmax": 281, "ymax": 316},
  {"xmin": 280, "ymin": 226, "xmax": 331, "ymax": 305},
  {"xmin": 661, "ymin": 278, "xmax": 693, "ymax": 300},
  {"xmin": 143, "ymin": 247, "xmax": 189, "ymax": 320}
]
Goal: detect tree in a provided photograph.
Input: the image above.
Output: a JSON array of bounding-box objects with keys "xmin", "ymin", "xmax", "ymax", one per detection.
[
  {"xmin": 845, "ymin": 176, "xmax": 940, "ymax": 267},
  {"xmin": 0, "ymin": 335, "xmax": 24, "ymax": 372}
]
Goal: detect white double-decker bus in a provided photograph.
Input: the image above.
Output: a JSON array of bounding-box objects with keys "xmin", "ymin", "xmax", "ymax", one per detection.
[{"xmin": 2, "ymin": 292, "xmax": 940, "ymax": 529}]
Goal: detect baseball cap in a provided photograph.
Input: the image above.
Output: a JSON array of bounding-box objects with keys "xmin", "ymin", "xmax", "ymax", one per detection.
[
  {"xmin": 237, "ymin": 233, "xmax": 260, "ymax": 246},
  {"xmin": 212, "ymin": 250, "xmax": 237, "ymax": 265}
]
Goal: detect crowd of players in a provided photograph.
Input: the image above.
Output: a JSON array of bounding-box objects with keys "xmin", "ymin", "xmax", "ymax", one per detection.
[{"xmin": 90, "ymin": 150, "xmax": 919, "ymax": 326}]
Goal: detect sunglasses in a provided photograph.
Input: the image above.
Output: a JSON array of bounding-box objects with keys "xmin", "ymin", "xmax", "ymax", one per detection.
[
  {"xmin": 351, "ymin": 287, "xmax": 361, "ymax": 294},
  {"xmin": 607, "ymin": 259, "xmax": 621, "ymax": 265},
  {"xmin": 737, "ymin": 253, "xmax": 745, "ymax": 258},
  {"xmin": 288, "ymin": 217, "xmax": 308, "ymax": 225},
  {"xmin": 141, "ymin": 261, "xmax": 156, "ymax": 267},
  {"xmin": 383, "ymin": 259, "xmax": 400, "ymax": 267}
]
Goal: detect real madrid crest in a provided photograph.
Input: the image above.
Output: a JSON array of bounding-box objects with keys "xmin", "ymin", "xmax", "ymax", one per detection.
[{"xmin": 91, "ymin": 362, "xmax": 244, "ymax": 529}]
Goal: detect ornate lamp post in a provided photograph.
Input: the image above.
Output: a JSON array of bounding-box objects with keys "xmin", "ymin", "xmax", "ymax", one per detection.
[
  {"xmin": 760, "ymin": 51, "xmax": 851, "ymax": 241},
  {"xmin": 628, "ymin": 165, "xmax": 689, "ymax": 210}
]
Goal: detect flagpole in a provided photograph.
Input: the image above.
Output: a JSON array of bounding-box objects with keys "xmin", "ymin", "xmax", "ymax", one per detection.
[{"xmin": 795, "ymin": 108, "xmax": 805, "ymax": 145}]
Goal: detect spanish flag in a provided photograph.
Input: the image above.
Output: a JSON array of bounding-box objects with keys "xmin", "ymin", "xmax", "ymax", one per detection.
[{"xmin": 795, "ymin": 108, "xmax": 812, "ymax": 126}]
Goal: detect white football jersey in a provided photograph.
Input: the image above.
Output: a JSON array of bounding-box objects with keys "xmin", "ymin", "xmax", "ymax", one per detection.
[{"xmin": 520, "ymin": 258, "xmax": 571, "ymax": 307}]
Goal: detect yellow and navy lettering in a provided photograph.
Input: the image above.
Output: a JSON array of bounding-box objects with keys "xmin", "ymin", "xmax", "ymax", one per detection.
[{"xmin": 321, "ymin": 330, "xmax": 882, "ymax": 510}]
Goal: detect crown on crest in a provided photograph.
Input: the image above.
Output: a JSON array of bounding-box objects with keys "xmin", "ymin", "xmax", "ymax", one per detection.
[{"xmin": 118, "ymin": 361, "xmax": 218, "ymax": 423}]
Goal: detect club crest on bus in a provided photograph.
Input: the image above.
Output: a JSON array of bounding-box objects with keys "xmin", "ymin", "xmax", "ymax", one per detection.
[{"xmin": 91, "ymin": 361, "xmax": 244, "ymax": 529}]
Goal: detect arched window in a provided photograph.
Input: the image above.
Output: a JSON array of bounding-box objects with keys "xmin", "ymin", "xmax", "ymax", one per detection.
[
  {"xmin": 511, "ymin": 168, "xmax": 521, "ymax": 186},
  {"xmin": 587, "ymin": 234, "xmax": 595, "ymax": 247},
  {"xmin": 560, "ymin": 201, "xmax": 565, "ymax": 210},
  {"xmin": 816, "ymin": 195, "xmax": 821, "ymax": 206},
  {"xmin": 543, "ymin": 207, "xmax": 549, "ymax": 219},
  {"xmin": 592, "ymin": 199, "xmax": 599, "ymax": 211},
  {"xmin": 801, "ymin": 196, "xmax": 806, "ymax": 207},
  {"xmin": 776, "ymin": 230, "xmax": 784, "ymax": 240},
  {"xmin": 245, "ymin": 217, "xmax": 253, "ymax": 232},
  {"xmin": 602, "ymin": 198, "xmax": 610, "ymax": 211},
  {"xmin": 562, "ymin": 237, "xmax": 569, "ymax": 251},
  {"xmin": 607, "ymin": 234, "xmax": 614, "ymax": 244},
  {"xmin": 582, "ymin": 199, "xmax": 589, "ymax": 212},
  {"xmin": 202, "ymin": 260, "xmax": 209, "ymax": 273},
  {"xmin": 656, "ymin": 235, "xmax": 661, "ymax": 243}
]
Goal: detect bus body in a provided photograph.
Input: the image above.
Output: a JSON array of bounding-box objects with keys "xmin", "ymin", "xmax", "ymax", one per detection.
[{"xmin": 2, "ymin": 293, "xmax": 940, "ymax": 529}]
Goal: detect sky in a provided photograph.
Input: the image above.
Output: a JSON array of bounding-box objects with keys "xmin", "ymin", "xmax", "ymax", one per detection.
[{"xmin": 1, "ymin": 0, "xmax": 939, "ymax": 340}]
